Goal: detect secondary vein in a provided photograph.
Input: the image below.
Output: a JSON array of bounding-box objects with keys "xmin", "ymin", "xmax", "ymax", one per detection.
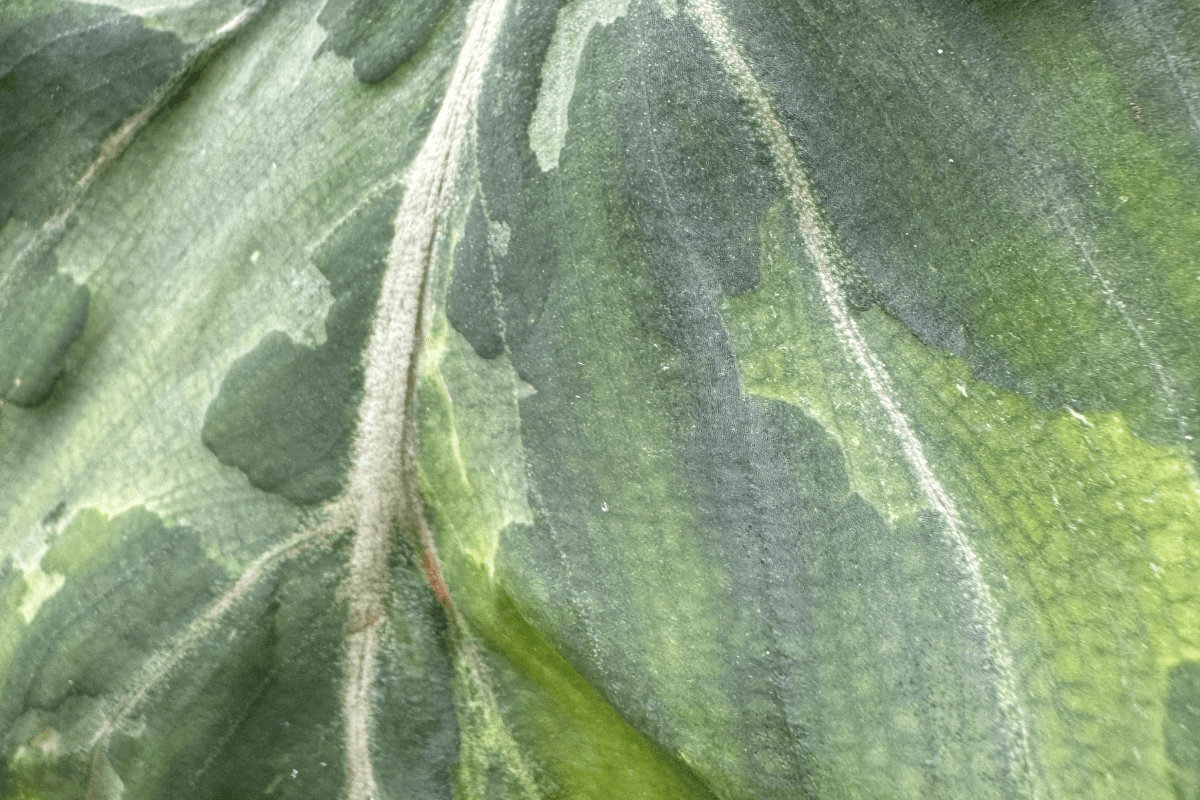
[{"xmin": 686, "ymin": 0, "xmax": 1038, "ymax": 792}]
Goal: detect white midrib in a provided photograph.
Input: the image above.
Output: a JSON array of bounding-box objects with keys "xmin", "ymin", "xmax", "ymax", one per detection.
[
  {"xmin": 686, "ymin": 0, "xmax": 1037, "ymax": 792},
  {"xmin": 335, "ymin": 0, "xmax": 509, "ymax": 797},
  {"xmin": 78, "ymin": 1, "xmax": 509, "ymax": 796},
  {"xmin": 20, "ymin": 0, "xmax": 519, "ymax": 796}
]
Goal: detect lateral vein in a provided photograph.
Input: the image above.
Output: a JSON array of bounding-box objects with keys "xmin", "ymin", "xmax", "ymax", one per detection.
[
  {"xmin": 10, "ymin": 0, "xmax": 271, "ymax": 278},
  {"xmin": 82, "ymin": 526, "xmax": 333, "ymax": 795},
  {"xmin": 686, "ymin": 0, "xmax": 1037, "ymax": 791}
]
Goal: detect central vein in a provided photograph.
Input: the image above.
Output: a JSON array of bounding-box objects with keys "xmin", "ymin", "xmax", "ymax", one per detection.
[{"xmin": 335, "ymin": 0, "xmax": 510, "ymax": 796}]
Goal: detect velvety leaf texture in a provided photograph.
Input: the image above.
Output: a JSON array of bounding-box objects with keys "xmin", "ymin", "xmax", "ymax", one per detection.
[{"xmin": 1, "ymin": 0, "xmax": 1197, "ymax": 798}]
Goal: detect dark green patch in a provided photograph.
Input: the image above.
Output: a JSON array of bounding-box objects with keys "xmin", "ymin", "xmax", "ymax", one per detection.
[
  {"xmin": 201, "ymin": 184, "xmax": 402, "ymax": 505},
  {"xmin": 0, "ymin": 507, "xmax": 227, "ymax": 795},
  {"xmin": 316, "ymin": 0, "xmax": 465, "ymax": 84},
  {"xmin": 124, "ymin": 545, "xmax": 350, "ymax": 800},
  {"xmin": 447, "ymin": 194, "xmax": 505, "ymax": 359},
  {"xmin": 0, "ymin": 249, "xmax": 88, "ymax": 407},
  {"xmin": 0, "ymin": 508, "xmax": 372, "ymax": 799},
  {"xmin": 0, "ymin": 1, "xmax": 186, "ymax": 227},
  {"xmin": 201, "ymin": 331, "xmax": 349, "ymax": 504},
  {"xmin": 39, "ymin": 501, "xmax": 67, "ymax": 528},
  {"xmin": 1167, "ymin": 660, "xmax": 1200, "ymax": 800},
  {"xmin": 2, "ymin": 508, "xmax": 224, "ymax": 716},
  {"xmin": 720, "ymin": 0, "xmax": 1193, "ymax": 448},
  {"xmin": 617, "ymin": 15, "xmax": 771, "ymax": 301}
]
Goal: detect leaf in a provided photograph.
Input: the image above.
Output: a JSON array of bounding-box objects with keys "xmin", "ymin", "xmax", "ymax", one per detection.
[{"xmin": 1, "ymin": 0, "xmax": 1198, "ymax": 798}]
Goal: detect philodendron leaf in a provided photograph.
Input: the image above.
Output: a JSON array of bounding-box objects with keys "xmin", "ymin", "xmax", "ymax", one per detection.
[{"xmin": 1, "ymin": 0, "xmax": 1198, "ymax": 797}]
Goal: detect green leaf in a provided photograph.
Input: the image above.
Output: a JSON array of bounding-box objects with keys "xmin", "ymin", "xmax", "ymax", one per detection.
[{"xmin": 2, "ymin": 0, "xmax": 1198, "ymax": 798}]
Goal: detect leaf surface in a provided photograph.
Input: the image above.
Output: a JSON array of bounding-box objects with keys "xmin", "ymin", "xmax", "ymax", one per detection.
[{"xmin": 1, "ymin": 0, "xmax": 1198, "ymax": 798}]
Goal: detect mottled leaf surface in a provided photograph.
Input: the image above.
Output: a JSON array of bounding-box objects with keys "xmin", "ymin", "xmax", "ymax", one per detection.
[{"xmin": 1, "ymin": 0, "xmax": 1198, "ymax": 798}]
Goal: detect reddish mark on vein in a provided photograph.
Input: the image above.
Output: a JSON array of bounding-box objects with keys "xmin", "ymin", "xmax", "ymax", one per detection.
[
  {"xmin": 346, "ymin": 610, "xmax": 384, "ymax": 637},
  {"xmin": 422, "ymin": 549, "xmax": 452, "ymax": 609}
]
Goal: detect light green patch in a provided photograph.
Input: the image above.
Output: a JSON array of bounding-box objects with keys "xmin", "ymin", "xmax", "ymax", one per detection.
[
  {"xmin": 529, "ymin": 0, "xmax": 632, "ymax": 171},
  {"xmin": 854, "ymin": 307, "xmax": 1200, "ymax": 800},
  {"xmin": 723, "ymin": 200, "xmax": 923, "ymax": 524},
  {"xmin": 15, "ymin": 565, "xmax": 63, "ymax": 625},
  {"xmin": 975, "ymin": 1, "xmax": 1200, "ymax": 455},
  {"xmin": 39, "ymin": 507, "xmax": 124, "ymax": 577},
  {"xmin": 0, "ymin": 0, "xmax": 454, "ymax": 558},
  {"xmin": 420, "ymin": 323, "xmax": 534, "ymax": 575}
]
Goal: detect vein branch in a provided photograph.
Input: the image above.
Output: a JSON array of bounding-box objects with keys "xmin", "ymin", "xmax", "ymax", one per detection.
[
  {"xmin": 334, "ymin": 0, "xmax": 509, "ymax": 795},
  {"xmin": 686, "ymin": 0, "xmax": 1038, "ymax": 791},
  {"xmin": 10, "ymin": 0, "xmax": 271, "ymax": 279}
]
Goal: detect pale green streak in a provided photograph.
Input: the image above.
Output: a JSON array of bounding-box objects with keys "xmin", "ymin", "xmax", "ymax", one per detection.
[
  {"xmin": 724, "ymin": 200, "xmax": 923, "ymax": 526},
  {"xmin": 416, "ymin": 180, "xmax": 723, "ymax": 799},
  {"xmin": 419, "ymin": 322, "xmax": 535, "ymax": 575},
  {"xmin": 855, "ymin": 307, "xmax": 1200, "ymax": 800},
  {"xmin": 529, "ymin": 0, "xmax": 631, "ymax": 172}
]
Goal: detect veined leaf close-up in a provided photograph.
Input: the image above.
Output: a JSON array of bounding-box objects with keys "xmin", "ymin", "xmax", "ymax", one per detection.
[{"xmin": 1, "ymin": 0, "xmax": 1198, "ymax": 797}]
